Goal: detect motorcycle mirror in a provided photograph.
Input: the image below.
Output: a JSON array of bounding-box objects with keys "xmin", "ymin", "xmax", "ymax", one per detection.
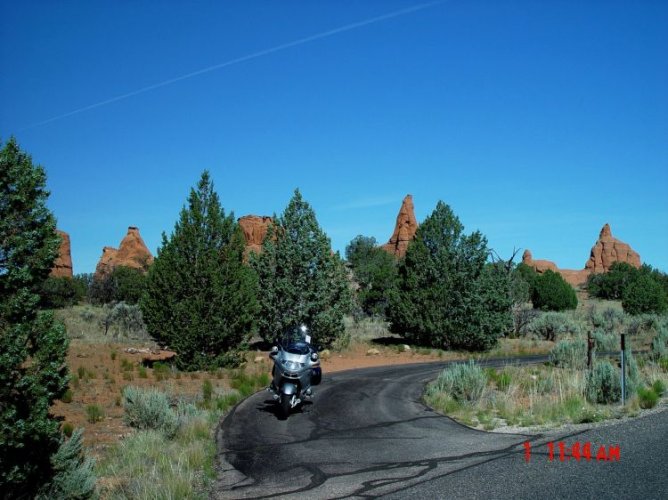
[
  {"xmin": 270, "ymin": 346, "xmax": 278, "ymax": 356},
  {"xmin": 310, "ymin": 352, "xmax": 319, "ymax": 362}
]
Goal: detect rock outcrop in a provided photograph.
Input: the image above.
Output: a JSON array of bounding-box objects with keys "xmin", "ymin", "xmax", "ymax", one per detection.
[
  {"xmin": 522, "ymin": 223, "xmax": 641, "ymax": 287},
  {"xmin": 521, "ymin": 250, "xmax": 558, "ymax": 274},
  {"xmin": 94, "ymin": 227, "xmax": 153, "ymax": 279},
  {"xmin": 381, "ymin": 195, "xmax": 418, "ymax": 258},
  {"xmin": 238, "ymin": 215, "xmax": 273, "ymax": 257},
  {"xmin": 50, "ymin": 230, "xmax": 73, "ymax": 278},
  {"xmin": 584, "ymin": 223, "xmax": 641, "ymax": 273}
]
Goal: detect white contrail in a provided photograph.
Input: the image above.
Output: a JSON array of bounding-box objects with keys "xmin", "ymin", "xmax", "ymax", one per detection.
[{"xmin": 22, "ymin": 1, "xmax": 443, "ymax": 130}]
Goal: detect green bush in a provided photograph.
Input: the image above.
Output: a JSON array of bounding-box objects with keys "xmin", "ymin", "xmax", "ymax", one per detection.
[
  {"xmin": 593, "ymin": 329, "xmax": 618, "ymax": 352},
  {"xmin": 99, "ymin": 302, "xmax": 147, "ymax": 339},
  {"xmin": 61, "ymin": 389, "xmax": 74, "ymax": 404},
  {"xmin": 622, "ymin": 274, "xmax": 668, "ymax": 315},
  {"xmin": 430, "ymin": 361, "xmax": 487, "ymax": 403},
  {"xmin": 531, "ymin": 270, "xmax": 577, "ymax": 311},
  {"xmin": 652, "ymin": 379, "xmax": 666, "ymax": 396},
  {"xmin": 586, "ymin": 262, "xmax": 638, "ymax": 300},
  {"xmin": 637, "ymin": 387, "xmax": 659, "ymax": 409},
  {"xmin": 346, "ymin": 235, "xmax": 398, "ymax": 318},
  {"xmin": 85, "ymin": 405, "xmax": 104, "ymax": 424},
  {"xmin": 122, "ymin": 386, "xmax": 179, "ymax": 438},
  {"xmin": 62, "ymin": 423, "xmax": 74, "ymax": 438},
  {"xmin": 651, "ymin": 326, "xmax": 668, "ymax": 360},
  {"xmin": 528, "ymin": 312, "xmax": 579, "ymax": 341},
  {"xmin": 153, "ymin": 362, "xmax": 171, "ymax": 381},
  {"xmin": 202, "ymin": 379, "xmax": 213, "ymax": 404},
  {"xmin": 89, "ymin": 265, "xmax": 147, "ymax": 305},
  {"xmin": 586, "ymin": 361, "xmax": 621, "ymax": 404},
  {"xmin": 550, "ymin": 339, "xmax": 587, "ymax": 370},
  {"xmin": 41, "ymin": 276, "xmax": 85, "ymax": 309},
  {"xmin": 485, "ymin": 368, "xmax": 511, "ymax": 391}
]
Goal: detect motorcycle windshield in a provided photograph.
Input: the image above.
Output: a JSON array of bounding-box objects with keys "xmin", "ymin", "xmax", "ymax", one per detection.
[{"xmin": 279, "ymin": 325, "xmax": 310, "ymax": 354}]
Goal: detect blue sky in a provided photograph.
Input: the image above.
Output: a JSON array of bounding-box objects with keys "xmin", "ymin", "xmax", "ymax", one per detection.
[{"xmin": 2, "ymin": 0, "xmax": 666, "ymax": 274}]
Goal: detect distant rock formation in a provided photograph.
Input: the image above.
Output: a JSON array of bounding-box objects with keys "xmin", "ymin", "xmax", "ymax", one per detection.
[
  {"xmin": 381, "ymin": 195, "xmax": 418, "ymax": 258},
  {"xmin": 50, "ymin": 230, "xmax": 73, "ymax": 278},
  {"xmin": 94, "ymin": 227, "xmax": 153, "ymax": 280},
  {"xmin": 584, "ymin": 223, "xmax": 641, "ymax": 273},
  {"xmin": 522, "ymin": 223, "xmax": 641, "ymax": 287},
  {"xmin": 521, "ymin": 250, "xmax": 558, "ymax": 274},
  {"xmin": 238, "ymin": 215, "xmax": 273, "ymax": 257}
]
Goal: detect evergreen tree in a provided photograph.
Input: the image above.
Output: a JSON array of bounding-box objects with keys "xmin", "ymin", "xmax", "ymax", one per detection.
[
  {"xmin": 622, "ymin": 273, "xmax": 668, "ymax": 315},
  {"xmin": 252, "ymin": 189, "xmax": 351, "ymax": 346},
  {"xmin": 140, "ymin": 171, "xmax": 258, "ymax": 369},
  {"xmin": 345, "ymin": 235, "xmax": 397, "ymax": 318},
  {"xmin": 388, "ymin": 201, "xmax": 510, "ymax": 350},
  {"xmin": 0, "ymin": 138, "xmax": 72, "ymax": 495}
]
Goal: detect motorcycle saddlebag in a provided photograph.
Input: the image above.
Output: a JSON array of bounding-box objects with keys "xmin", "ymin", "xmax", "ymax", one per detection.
[{"xmin": 311, "ymin": 367, "xmax": 322, "ymax": 386}]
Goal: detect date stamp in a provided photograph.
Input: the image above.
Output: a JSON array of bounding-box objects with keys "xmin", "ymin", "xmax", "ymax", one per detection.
[{"xmin": 523, "ymin": 441, "xmax": 620, "ymax": 463}]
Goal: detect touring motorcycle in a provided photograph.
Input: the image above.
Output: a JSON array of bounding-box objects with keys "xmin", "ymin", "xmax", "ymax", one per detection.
[{"xmin": 268, "ymin": 325, "xmax": 321, "ymax": 418}]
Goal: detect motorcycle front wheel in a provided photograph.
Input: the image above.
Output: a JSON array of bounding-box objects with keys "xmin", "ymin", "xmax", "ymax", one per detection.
[{"xmin": 279, "ymin": 393, "xmax": 291, "ymax": 418}]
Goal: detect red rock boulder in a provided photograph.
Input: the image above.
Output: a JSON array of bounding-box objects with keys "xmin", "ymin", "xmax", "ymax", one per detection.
[
  {"xmin": 50, "ymin": 230, "xmax": 73, "ymax": 278},
  {"xmin": 521, "ymin": 249, "xmax": 558, "ymax": 273},
  {"xmin": 381, "ymin": 195, "xmax": 418, "ymax": 258}
]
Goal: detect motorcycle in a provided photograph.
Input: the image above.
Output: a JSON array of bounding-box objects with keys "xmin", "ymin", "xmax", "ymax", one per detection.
[{"xmin": 268, "ymin": 325, "xmax": 321, "ymax": 418}]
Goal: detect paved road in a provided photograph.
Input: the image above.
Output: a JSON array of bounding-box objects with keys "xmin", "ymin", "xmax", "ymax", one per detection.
[{"xmin": 214, "ymin": 359, "xmax": 668, "ymax": 499}]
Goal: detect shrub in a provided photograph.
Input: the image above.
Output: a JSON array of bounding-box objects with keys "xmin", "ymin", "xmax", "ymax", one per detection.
[
  {"xmin": 138, "ymin": 365, "xmax": 148, "ymax": 378},
  {"xmin": 61, "ymin": 389, "xmax": 74, "ymax": 404},
  {"xmin": 660, "ymin": 357, "xmax": 668, "ymax": 372},
  {"xmin": 122, "ymin": 386, "xmax": 179, "ymax": 438},
  {"xmin": 85, "ymin": 405, "xmax": 104, "ymax": 423},
  {"xmin": 528, "ymin": 312, "xmax": 579, "ymax": 341},
  {"xmin": 39, "ymin": 429, "xmax": 96, "ymax": 499},
  {"xmin": 637, "ymin": 387, "xmax": 659, "ymax": 409},
  {"xmin": 550, "ymin": 339, "xmax": 587, "ymax": 370},
  {"xmin": 41, "ymin": 276, "xmax": 85, "ymax": 309},
  {"xmin": 586, "ymin": 262, "xmax": 638, "ymax": 300},
  {"xmin": 89, "ymin": 265, "xmax": 147, "ymax": 305},
  {"xmin": 622, "ymin": 274, "xmax": 668, "ymax": 315},
  {"xmin": 99, "ymin": 302, "xmax": 147, "ymax": 339},
  {"xmin": 652, "ymin": 379, "xmax": 666, "ymax": 397},
  {"xmin": 430, "ymin": 361, "xmax": 487, "ymax": 403},
  {"xmin": 586, "ymin": 361, "xmax": 621, "ymax": 404},
  {"xmin": 593, "ymin": 329, "xmax": 618, "ymax": 352},
  {"xmin": 651, "ymin": 326, "xmax": 668, "ymax": 360},
  {"xmin": 62, "ymin": 422, "xmax": 74, "ymax": 438},
  {"xmin": 202, "ymin": 379, "xmax": 213, "ymax": 404},
  {"xmin": 486, "ymin": 368, "xmax": 511, "ymax": 391},
  {"xmin": 153, "ymin": 362, "xmax": 171, "ymax": 381},
  {"xmin": 531, "ymin": 270, "xmax": 577, "ymax": 311}
]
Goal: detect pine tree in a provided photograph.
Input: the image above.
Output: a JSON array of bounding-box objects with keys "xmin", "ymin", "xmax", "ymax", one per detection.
[
  {"xmin": 0, "ymin": 138, "xmax": 71, "ymax": 495},
  {"xmin": 140, "ymin": 171, "xmax": 258, "ymax": 369},
  {"xmin": 252, "ymin": 189, "xmax": 351, "ymax": 346},
  {"xmin": 388, "ymin": 201, "xmax": 510, "ymax": 350}
]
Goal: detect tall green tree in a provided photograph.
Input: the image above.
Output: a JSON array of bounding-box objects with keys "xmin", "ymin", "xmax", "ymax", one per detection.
[
  {"xmin": 252, "ymin": 189, "xmax": 351, "ymax": 346},
  {"xmin": 388, "ymin": 201, "xmax": 510, "ymax": 350},
  {"xmin": 0, "ymin": 138, "xmax": 71, "ymax": 495},
  {"xmin": 345, "ymin": 235, "xmax": 397, "ymax": 318},
  {"xmin": 140, "ymin": 171, "xmax": 258, "ymax": 369}
]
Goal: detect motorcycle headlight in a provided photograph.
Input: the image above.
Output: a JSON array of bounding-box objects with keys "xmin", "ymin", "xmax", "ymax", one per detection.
[{"xmin": 281, "ymin": 360, "xmax": 305, "ymax": 372}]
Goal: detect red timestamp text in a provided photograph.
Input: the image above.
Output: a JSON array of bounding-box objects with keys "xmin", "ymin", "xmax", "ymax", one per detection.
[{"xmin": 523, "ymin": 441, "xmax": 620, "ymax": 463}]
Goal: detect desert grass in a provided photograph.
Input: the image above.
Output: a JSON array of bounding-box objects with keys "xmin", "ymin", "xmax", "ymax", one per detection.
[
  {"xmin": 425, "ymin": 356, "xmax": 668, "ymax": 431},
  {"xmin": 97, "ymin": 367, "xmax": 269, "ymax": 498}
]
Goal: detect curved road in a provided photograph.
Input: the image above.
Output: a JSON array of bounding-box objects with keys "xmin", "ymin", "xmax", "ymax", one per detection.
[{"xmin": 215, "ymin": 359, "xmax": 668, "ymax": 499}]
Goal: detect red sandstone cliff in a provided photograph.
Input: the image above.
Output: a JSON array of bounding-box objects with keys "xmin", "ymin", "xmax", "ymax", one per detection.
[{"xmin": 238, "ymin": 215, "xmax": 273, "ymax": 257}]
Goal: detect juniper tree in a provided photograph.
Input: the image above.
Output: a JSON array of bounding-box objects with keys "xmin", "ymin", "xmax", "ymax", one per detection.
[
  {"xmin": 0, "ymin": 138, "xmax": 71, "ymax": 495},
  {"xmin": 140, "ymin": 171, "xmax": 258, "ymax": 369},
  {"xmin": 252, "ymin": 189, "xmax": 351, "ymax": 346},
  {"xmin": 388, "ymin": 201, "xmax": 511, "ymax": 350}
]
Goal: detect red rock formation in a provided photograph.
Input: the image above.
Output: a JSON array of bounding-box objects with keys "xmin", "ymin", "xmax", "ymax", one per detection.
[
  {"xmin": 521, "ymin": 250, "xmax": 558, "ymax": 274},
  {"xmin": 522, "ymin": 224, "xmax": 641, "ymax": 287},
  {"xmin": 94, "ymin": 227, "xmax": 153, "ymax": 280},
  {"xmin": 381, "ymin": 195, "xmax": 418, "ymax": 258},
  {"xmin": 238, "ymin": 215, "xmax": 273, "ymax": 256},
  {"xmin": 50, "ymin": 230, "xmax": 73, "ymax": 278},
  {"xmin": 584, "ymin": 223, "xmax": 641, "ymax": 273}
]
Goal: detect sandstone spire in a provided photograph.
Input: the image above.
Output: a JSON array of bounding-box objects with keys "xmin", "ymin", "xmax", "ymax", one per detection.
[
  {"xmin": 381, "ymin": 195, "xmax": 418, "ymax": 258},
  {"xmin": 50, "ymin": 229, "xmax": 73, "ymax": 278},
  {"xmin": 94, "ymin": 227, "xmax": 153, "ymax": 279}
]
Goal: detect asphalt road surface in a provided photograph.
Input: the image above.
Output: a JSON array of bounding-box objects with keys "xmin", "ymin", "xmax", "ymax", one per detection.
[{"xmin": 215, "ymin": 359, "xmax": 668, "ymax": 499}]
